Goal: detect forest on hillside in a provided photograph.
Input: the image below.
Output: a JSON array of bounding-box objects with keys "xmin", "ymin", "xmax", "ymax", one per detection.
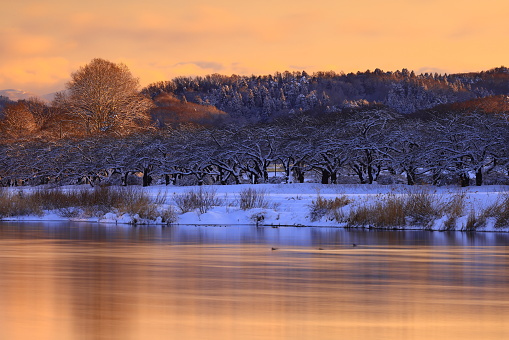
[
  {"xmin": 1, "ymin": 59, "xmax": 509, "ymax": 188},
  {"xmin": 143, "ymin": 66, "xmax": 509, "ymax": 120}
]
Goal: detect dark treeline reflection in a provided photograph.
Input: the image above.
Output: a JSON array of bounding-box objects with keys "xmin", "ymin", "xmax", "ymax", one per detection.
[{"xmin": 1, "ymin": 221, "xmax": 508, "ymax": 247}]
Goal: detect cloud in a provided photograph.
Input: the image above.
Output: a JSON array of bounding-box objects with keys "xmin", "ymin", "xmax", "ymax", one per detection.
[
  {"xmin": 173, "ymin": 62, "xmax": 224, "ymax": 72},
  {"xmin": 417, "ymin": 67, "xmax": 448, "ymax": 75},
  {"xmin": 3, "ymin": 0, "xmax": 509, "ymax": 94},
  {"xmin": 289, "ymin": 65, "xmax": 314, "ymax": 71}
]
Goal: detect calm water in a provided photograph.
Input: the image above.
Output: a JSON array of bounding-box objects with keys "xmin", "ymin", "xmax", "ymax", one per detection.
[{"xmin": 1, "ymin": 222, "xmax": 508, "ymax": 340}]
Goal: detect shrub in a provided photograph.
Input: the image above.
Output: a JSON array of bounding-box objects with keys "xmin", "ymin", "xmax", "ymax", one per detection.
[
  {"xmin": 464, "ymin": 209, "xmax": 481, "ymax": 231},
  {"xmin": 347, "ymin": 194, "xmax": 406, "ymax": 228},
  {"xmin": 158, "ymin": 206, "xmax": 178, "ymax": 224},
  {"xmin": 238, "ymin": 188, "xmax": 269, "ymax": 210},
  {"xmin": 405, "ymin": 189, "xmax": 441, "ymax": 227},
  {"xmin": 477, "ymin": 194, "xmax": 509, "ymax": 230},
  {"xmin": 0, "ymin": 189, "xmax": 43, "ymax": 217},
  {"xmin": 174, "ymin": 187, "xmax": 222, "ymax": 214},
  {"xmin": 347, "ymin": 190, "xmax": 441, "ymax": 229},
  {"xmin": 442, "ymin": 192, "xmax": 466, "ymax": 231},
  {"xmin": 309, "ymin": 195, "xmax": 351, "ymax": 222},
  {"xmin": 494, "ymin": 195, "xmax": 509, "ymax": 229},
  {"xmin": 347, "ymin": 203, "xmax": 372, "ymax": 227},
  {"xmin": 0, "ymin": 186, "xmax": 175, "ymax": 223}
]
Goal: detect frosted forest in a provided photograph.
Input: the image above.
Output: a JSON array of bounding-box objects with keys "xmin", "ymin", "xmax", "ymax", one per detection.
[{"xmin": 1, "ymin": 59, "xmax": 509, "ymax": 230}]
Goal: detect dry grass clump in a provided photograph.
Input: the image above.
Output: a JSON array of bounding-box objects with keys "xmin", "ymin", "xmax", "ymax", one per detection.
[
  {"xmin": 309, "ymin": 195, "xmax": 351, "ymax": 222},
  {"xmin": 0, "ymin": 186, "xmax": 177, "ymax": 224},
  {"xmin": 464, "ymin": 209, "xmax": 481, "ymax": 231},
  {"xmin": 442, "ymin": 192, "xmax": 466, "ymax": 230},
  {"xmin": 347, "ymin": 189, "xmax": 441, "ymax": 229},
  {"xmin": 491, "ymin": 195, "xmax": 509, "ymax": 230},
  {"xmin": 468, "ymin": 194, "xmax": 509, "ymax": 230},
  {"xmin": 239, "ymin": 188, "xmax": 269, "ymax": 210},
  {"xmin": 404, "ymin": 189, "xmax": 441, "ymax": 227},
  {"xmin": 347, "ymin": 204, "xmax": 371, "ymax": 226},
  {"xmin": 0, "ymin": 189, "xmax": 43, "ymax": 217},
  {"xmin": 174, "ymin": 187, "xmax": 223, "ymax": 214},
  {"xmin": 347, "ymin": 194, "xmax": 407, "ymax": 228}
]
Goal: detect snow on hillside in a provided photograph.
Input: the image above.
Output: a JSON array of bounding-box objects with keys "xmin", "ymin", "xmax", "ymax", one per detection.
[
  {"xmin": 3, "ymin": 183, "xmax": 509, "ymax": 232},
  {"xmin": 0, "ymin": 89, "xmax": 56, "ymax": 102},
  {"xmin": 0, "ymin": 89, "xmax": 40, "ymax": 101}
]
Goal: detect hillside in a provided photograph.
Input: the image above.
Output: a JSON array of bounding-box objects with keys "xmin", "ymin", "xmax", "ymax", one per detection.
[
  {"xmin": 151, "ymin": 93, "xmax": 228, "ymax": 127},
  {"xmin": 143, "ymin": 66, "xmax": 509, "ymax": 121}
]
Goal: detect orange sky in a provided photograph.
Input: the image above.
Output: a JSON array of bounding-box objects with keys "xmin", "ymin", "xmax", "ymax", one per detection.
[{"xmin": 1, "ymin": 0, "xmax": 508, "ymax": 95}]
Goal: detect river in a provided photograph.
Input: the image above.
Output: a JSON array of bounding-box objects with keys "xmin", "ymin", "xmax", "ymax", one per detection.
[{"xmin": 1, "ymin": 222, "xmax": 508, "ymax": 340}]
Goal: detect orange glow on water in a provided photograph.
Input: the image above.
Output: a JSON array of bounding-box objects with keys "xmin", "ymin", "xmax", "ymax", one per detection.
[{"xmin": 1, "ymin": 236, "xmax": 508, "ymax": 340}]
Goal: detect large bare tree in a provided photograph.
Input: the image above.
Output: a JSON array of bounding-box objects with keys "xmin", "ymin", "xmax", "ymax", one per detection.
[{"xmin": 54, "ymin": 58, "xmax": 153, "ymax": 135}]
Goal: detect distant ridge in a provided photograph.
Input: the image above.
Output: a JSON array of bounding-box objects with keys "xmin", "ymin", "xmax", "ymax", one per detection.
[
  {"xmin": 0, "ymin": 89, "xmax": 56, "ymax": 102},
  {"xmin": 0, "ymin": 89, "xmax": 39, "ymax": 101}
]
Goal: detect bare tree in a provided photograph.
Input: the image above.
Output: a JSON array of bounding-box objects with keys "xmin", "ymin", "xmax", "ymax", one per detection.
[
  {"xmin": 54, "ymin": 58, "xmax": 153, "ymax": 135},
  {"xmin": 0, "ymin": 101, "xmax": 38, "ymax": 137},
  {"xmin": 345, "ymin": 107, "xmax": 396, "ymax": 184}
]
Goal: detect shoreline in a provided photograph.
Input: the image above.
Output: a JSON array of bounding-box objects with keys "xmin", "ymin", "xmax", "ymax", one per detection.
[{"xmin": 1, "ymin": 183, "xmax": 509, "ymax": 232}]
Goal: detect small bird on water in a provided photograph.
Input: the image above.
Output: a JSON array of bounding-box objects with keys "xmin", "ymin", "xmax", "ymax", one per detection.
[
  {"xmin": 271, "ymin": 247, "xmax": 278, "ymax": 251},
  {"xmin": 352, "ymin": 243, "xmax": 357, "ymax": 247}
]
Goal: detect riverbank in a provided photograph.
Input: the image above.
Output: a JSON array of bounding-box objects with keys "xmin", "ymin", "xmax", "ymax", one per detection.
[{"xmin": 1, "ymin": 183, "xmax": 509, "ymax": 232}]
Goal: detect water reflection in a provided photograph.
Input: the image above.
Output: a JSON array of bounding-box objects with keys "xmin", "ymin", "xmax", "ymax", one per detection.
[{"xmin": 0, "ymin": 222, "xmax": 508, "ymax": 340}]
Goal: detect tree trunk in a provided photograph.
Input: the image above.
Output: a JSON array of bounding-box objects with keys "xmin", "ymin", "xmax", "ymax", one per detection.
[
  {"xmin": 122, "ymin": 172, "xmax": 129, "ymax": 186},
  {"xmin": 356, "ymin": 171, "xmax": 366, "ymax": 184},
  {"xmin": 475, "ymin": 169, "xmax": 483, "ymax": 186},
  {"xmin": 293, "ymin": 163, "xmax": 305, "ymax": 183},
  {"xmin": 142, "ymin": 168, "xmax": 152, "ymax": 187},
  {"xmin": 321, "ymin": 170, "xmax": 330, "ymax": 184},
  {"xmin": 367, "ymin": 165, "xmax": 374, "ymax": 184},
  {"xmin": 406, "ymin": 169, "xmax": 415, "ymax": 186},
  {"xmin": 330, "ymin": 172, "xmax": 337, "ymax": 184},
  {"xmin": 406, "ymin": 173, "xmax": 415, "ymax": 186},
  {"xmin": 459, "ymin": 173, "xmax": 469, "ymax": 187}
]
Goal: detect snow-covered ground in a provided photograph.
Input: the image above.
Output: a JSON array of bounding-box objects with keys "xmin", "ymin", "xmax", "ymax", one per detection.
[{"xmin": 3, "ymin": 183, "xmax": 509, "ymax": 232}]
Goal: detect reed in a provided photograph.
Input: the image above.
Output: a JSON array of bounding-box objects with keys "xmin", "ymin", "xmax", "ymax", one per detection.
[
  {"xmin": 0, "ymin": 186, "xmax": 176, "ymax": 223},
  {"xmin": 309, "ymin": 195, "xmax": 351, "ymax": 222}
]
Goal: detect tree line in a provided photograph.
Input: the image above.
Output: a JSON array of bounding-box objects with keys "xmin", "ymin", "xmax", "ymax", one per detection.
[
  {"xmin": 1, "ymin": 106, "xmax": 508, "ymax": 187},
  {"xmin": 1, "ymin": 58, "xmax": 509, "ymax": 188},
  {"xmin": 142, "ymin": 66, "xmax": 509, "ymax": 121}
]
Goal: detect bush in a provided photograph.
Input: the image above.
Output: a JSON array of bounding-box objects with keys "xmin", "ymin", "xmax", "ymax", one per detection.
[
  {"xmin": 464, "ymin": 209, "xmax": 481, "ymax": 231},
  {"xmin": 309, "ymin": 195, "xmax": 351, "ymax": 222},
  {"xmin": 174, "ymin": 187, "xmax": 223, "ymax": 214},
  {"xmin": 442, "ymin": 192, "xmax": 466, "ymax": 230},
  {"xmin": 158, "ymin": 206, "xmax": 178, "ymax": 224},
  {"xmin": 347, "ymin": 190, "xmax": 441, "ymax": 229},
  {"xmin": 0, "ymin": 189, "xmax": 43, "ymax": 217},
  {"xmin": 405, "ymin": 189, "xmax": 441, "ymax": 227},
  {"xmin": 0, "ymin": 186, "xmax": 175, "ymax": 223},
  {"xmin": 238, "ymin": 188, "xmax": 269, "ymax": 210},
  {"xmin": 475, "ymin": 194, "xmax": 509, "ymax": 230},
  {"xmin": 348, "ymin": 194, "xmax": 407, "ymax": 228}
]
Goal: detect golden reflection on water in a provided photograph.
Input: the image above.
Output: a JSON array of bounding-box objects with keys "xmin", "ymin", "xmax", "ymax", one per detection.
[{"xmin": 0, "ymin": 235, "xmax": 508, "ymax": 340}]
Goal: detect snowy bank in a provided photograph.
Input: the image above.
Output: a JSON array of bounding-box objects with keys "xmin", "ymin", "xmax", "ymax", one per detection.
[{"xmin": 2, "ymin": 183, "xmax": 509, "ymax": 232}]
